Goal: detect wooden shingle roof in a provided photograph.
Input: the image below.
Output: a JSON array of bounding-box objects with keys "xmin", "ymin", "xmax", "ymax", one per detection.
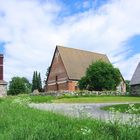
[
  {"xmin": 130, "ymin": 62, "xmax": 140, "ymax": 85},
  {"xmin": 57, "ymin": 45, "xmax": 110, "ymax": 80}
]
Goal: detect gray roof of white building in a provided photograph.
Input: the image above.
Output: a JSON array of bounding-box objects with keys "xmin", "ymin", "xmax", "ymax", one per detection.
[{"xmin": 130, "ymin": 62, "xmax": 140, "ymax": 85}]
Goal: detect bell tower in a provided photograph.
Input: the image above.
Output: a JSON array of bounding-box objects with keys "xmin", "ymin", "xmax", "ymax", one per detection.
[
  {"xmin": 0, "ymin": 54, "xmax": 7, "ymax": 97},
  {"xmin": 0, "ymin": 54, "xmax": 3, "ymax": 80}
]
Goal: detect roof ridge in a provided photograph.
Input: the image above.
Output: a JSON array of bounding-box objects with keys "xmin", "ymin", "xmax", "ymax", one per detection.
[{"xmin": 56, "ymin": 45, "xmax": 106, "ymax": 56}]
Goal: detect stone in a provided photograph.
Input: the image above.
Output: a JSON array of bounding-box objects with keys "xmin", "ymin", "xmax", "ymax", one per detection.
[
  {"xmin": 131, "ymin": 85, "xmax": 140, "ymax": 96},
  {"xmin": 32, "ymin": 89, "xmax": 40, "ymax": 95}
]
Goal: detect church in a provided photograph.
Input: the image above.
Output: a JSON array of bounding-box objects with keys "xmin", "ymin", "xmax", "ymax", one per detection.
[{"xmin": 45, "ymin": 45, "xmax": 126, "ymax": 92}]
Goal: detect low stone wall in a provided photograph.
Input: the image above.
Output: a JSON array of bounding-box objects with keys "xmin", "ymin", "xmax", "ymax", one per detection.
[
  {"xmin": 30, "ymin": 90, "xmax": 126, "ymax": 97},
  {"xmin": 131, "ymin": 85, "xmax": 140, "ymax": 96},
  {"xmin": 0, "ymin": 84, "xmax": 7, "ymax": 97}
]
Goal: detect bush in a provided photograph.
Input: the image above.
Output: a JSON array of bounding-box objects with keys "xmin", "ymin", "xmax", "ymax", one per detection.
[
  {"xmin": 78, "ymin": 61, "xmax": 121, "ymax": 91},
  {"xmin": 8, "ymin": 77, "xmax": 31, "ymax": 95}
]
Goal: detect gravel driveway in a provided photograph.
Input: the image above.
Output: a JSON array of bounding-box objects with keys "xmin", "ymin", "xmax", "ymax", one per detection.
[{"xmin": 29, "ymin": 102, "xmax": 140, "ymax": 124}]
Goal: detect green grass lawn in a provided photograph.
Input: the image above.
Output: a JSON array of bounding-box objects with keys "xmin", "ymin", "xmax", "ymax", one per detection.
[
  {"xmin": 6, "ymin": 94, "xmax": 54, "ymax": 103},
  {"xmin": 29, "ymin": 95, "xmax": 53, "ymax": 103},
  {"xmin": 10, "ymin": 94, "xmax": 140, "ymax": 103},
  {"xmin": 53, "ymin": 96, "xmax": 140, "ymax": 103},
  {"xmin": 101, "ymin": 103, "xmax": 140, "ymax": 114},
  {"xmin": 0, "ymin": 97, "xmax": 140, "ymax": 140}
]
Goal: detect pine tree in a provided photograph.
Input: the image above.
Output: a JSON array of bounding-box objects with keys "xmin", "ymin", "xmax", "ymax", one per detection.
[
  {"xmin": 32, "ymin": 71, "xmax": 42, "ymax": 92},
  {"xmin": 46, "ymin": 66, "xmax": 50, "ymax": 78},
  {"xmin": 32, "ymin": 71, "xmax": 36, "ymax": 92},
  {"xmin": 38, "ymin": 72, "xmax": 42, "ymax": 92},
  {"xmin": 35, "ymin": 71, "xmax": 38, "ymax": 90}
]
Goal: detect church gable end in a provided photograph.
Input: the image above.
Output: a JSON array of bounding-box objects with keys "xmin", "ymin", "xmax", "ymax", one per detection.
[{"xmin": 46, "ymin": 48, "xmax": 69, "ymax": 91}]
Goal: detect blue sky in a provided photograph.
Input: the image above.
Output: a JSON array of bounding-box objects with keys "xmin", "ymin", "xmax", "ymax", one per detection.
[
  {"xmin": 0, "ymin": 41, "xmax": 5, "ymax": 53},
  {"xmin": 0, "ymin": 0, "xmax": 140, "ymax": 82},
  {"xmin": 126, "ymin": 35, "xmax": 140, "ymax": 55},
  {"xmin": 57, "ymin": 0, "xmax": 109, "ymax": 16}
]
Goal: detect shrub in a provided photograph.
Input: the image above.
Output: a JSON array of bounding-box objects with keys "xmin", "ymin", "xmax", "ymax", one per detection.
[
  {"xmin": 78, "ymin": 61, "xmax": 121, "ymax": 91},
  {"xmin": 8, "ymin": 77, "xmax": 31, "ymax": 95}
]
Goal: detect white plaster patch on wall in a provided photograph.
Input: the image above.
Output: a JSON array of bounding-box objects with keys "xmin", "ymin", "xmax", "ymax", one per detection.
[{"xmin": 0, "ymin": 85, "xmax": 7, "ymax": 97}]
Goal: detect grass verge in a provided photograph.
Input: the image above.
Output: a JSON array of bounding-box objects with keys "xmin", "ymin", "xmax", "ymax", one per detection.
[
  {"xmin": 6, "ymin": 94, "xmax": 54, "ymax": 103},
  {"xmin": 101, "ymin": 103, "xmax": 140, "ymax": 114},
  {"xmin": 29, "ymin": 95, "xmax": 53, "ymax": 103},
  {"xmin": 0, "ymin": 97, "xmax": 140, "ymax": 140},
  {"xmin": 53, "ymin": 96, "xmax": 140, "ymax": 103}
]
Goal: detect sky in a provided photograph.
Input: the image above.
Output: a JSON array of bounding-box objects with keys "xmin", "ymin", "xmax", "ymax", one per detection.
[{"xmin": 0, "ymin": 0, "xmax": 140, "ymax": 83}]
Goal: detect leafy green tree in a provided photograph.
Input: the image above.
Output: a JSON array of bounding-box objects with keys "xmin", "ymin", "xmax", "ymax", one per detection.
[
  {"xmin": 22, "ymin": 77, "xmax": 32, "ymax": 93},
  {"xmin": 8, "ymin": 77, "xmax": 31, "ymax": 95},
  {"xmin": 78, "ymin": 76, "xmax": 88, "ymax": 90},
  {"xmin": 78, "ymin": 61, "xmax": 121, "ymax": 91}
]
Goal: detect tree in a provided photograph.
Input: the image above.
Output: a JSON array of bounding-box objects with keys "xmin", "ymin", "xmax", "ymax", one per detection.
[
  {"xmin": 78, "ymin": 61, "xmax": 121, "ymax": 91},
  {"xmin": 8, "ymin": 77, "xmax": 31, "ymax": 95},
  {"xmin": 46, "ymin": 66, "xmax": 50, "ymax": 78},
  {"xmin": 32, "ymin": 71, "xmax": 42, "ymax": 92},
  {"xmin": 78, "ymin": 76, "xmax": 88, "ymax": 90},
  {"xmin": 38, "ymin": 72, "xmax": 42, "ymax": 92},
  {"xmin": 32, "ymin": 71, "xmax": 36, "ymax": 91},
  {"xmin": 22, "ymin": 77, "xmax": 32, "ymax": 93},
  {"xmin": 43, "ymin": 66, "xmax": 51, "ymax": 85}
]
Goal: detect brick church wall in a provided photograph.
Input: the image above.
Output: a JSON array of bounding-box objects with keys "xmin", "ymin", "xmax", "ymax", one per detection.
[
  {"xmin": 68, "ymin": 81, "xmax": 78, "ymax": 91},
  {"xmin": 46, "ymin": 49, "xmax": 69, "ymax": 91}
]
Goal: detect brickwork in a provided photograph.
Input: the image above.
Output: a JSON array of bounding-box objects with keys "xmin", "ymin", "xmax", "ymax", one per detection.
[
  {"xmin": 47, "ymin": 82, "xmax": 68, "ymax": 91},
  {"xmin": 47, "ymin": 84, "xmax": 57, "ymax": 91},
  {"xmin": 58, "ymin": 82, "xmax": 68, "ymax": 91},
  {"xmin": 47, "ymin": 81, "xmax": 78, "ymax": 91},
  {"xmin": 68, "ymin": 81, "xmax": 78, "ymax": 91},
  {"xmin": 46, "ymin": 48, "xmax": 69, "ymax": 91}
]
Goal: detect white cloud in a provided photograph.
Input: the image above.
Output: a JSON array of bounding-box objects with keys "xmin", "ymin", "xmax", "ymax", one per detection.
[{"xmin": 0, "ymin": 0, "xmax": 140, "ymax": 83}]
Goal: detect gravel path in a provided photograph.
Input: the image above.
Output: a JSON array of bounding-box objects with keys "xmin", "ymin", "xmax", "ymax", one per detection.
[{"xmin": 29, "ymin": 102, "xmax": 140, "ymax": 124}]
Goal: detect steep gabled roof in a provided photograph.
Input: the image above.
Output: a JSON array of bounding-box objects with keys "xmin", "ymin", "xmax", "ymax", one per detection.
[
  {"xmin": 57, "ymin": 45, "xmax": 110, "ymax": 80},
  {"xmin": 130, "ymin": 62, "xmax": 140, "ymax": 85}
]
